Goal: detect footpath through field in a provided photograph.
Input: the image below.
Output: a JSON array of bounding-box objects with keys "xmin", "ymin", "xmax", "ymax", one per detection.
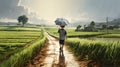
[{"xmin": 26, "ymin": 33, "xmax": 80, "ymax": 67}]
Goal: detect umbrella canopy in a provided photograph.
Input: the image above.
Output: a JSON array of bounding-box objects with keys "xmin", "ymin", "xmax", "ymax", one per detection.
[{"xmin": 55, "ymin": 18, "xmax": 69, "ymax": 26}]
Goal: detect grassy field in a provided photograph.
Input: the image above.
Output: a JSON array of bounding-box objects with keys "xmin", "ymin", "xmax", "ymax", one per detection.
[
  {"xmin": 45, "ymin": 27, "xmax": 120, "ymax": 66},
  {"xmin": 0, "ymin": 26, "xmax": 41, "ymax": 31},
  {"xmin": 0, "ymin": 26, "xmax": 46, "ymax": 67},
  {"xmin": 96, "ymin": 29, "xmax": 120, "ymax": 38},
  {"xmin": 45, "ymin": 27, "xmax": 120, "ymax": 38},
  {"xmin": 100, "ymin": 29, "xmax": 120, "ymax": 34},
  {"xmin": 98, "ymin": 34, "xmax": 120, "ymax": 38},
  {"xmin": 44, "ymin": 27, "xmax": 106, "ymax": 38}
]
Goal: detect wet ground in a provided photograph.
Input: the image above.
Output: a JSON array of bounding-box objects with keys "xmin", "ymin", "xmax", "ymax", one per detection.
[{"xmin": 26, "ymin": 33, "xmax": 80, "ymax": 67}]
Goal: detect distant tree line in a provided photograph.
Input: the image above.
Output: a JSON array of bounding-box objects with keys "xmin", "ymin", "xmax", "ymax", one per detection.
[
  {"xmin": 75, "ymin": 21, "xmax": 119, "ymax": 32},
  {"xmin": 75, "ymin": 21, "xmax": 96, "ymax": 32}
]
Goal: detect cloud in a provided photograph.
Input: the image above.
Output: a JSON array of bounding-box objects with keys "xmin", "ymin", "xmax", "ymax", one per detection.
[
  {"xmin": 20, "ymin": 0, "xmax": 120, "ymax": 22},
  {"xmin": 71, "ymin": 0, "xmax": 120, "ymax": 21},
  {"xmin": 1, "ymin": 0, "xmax": 120, "ymax": 24},
  {"xmin": 0, "ymin": 0, "xmax": 46, "ymax": 25},
  {"xmin": 0, "ymin": 0, "xmax": 26, "ymax": 19}
]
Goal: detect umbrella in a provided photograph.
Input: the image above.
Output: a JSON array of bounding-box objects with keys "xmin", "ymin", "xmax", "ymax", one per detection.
[{"xmin": 55, "ymin": 18, "xmax": 69, "ymax": 26}]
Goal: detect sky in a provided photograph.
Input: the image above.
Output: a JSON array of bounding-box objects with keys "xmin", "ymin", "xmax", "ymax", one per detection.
[
  {"xmin": 0, "ymin": 0, "xmax": 25, "ymax": 19},
  {"xmin": 0, "ymin": 0, "xmax": 120, "ymax": 24}
]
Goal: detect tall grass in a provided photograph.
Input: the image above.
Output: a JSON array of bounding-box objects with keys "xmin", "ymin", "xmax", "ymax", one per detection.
[{"xmin": 66, "ymin": 38, "xmax": 120, "ymax": 66}]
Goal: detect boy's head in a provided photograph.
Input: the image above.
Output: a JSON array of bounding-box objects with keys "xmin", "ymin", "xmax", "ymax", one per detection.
[{"xmin": 60, "ymin": 25, "xmax": 65, "ymax": 29}]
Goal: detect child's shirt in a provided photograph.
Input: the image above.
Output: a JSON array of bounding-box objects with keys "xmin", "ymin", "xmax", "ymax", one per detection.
[{"xmin": 58, "ymin": 29, "xmax": 67, "ymax": 40}]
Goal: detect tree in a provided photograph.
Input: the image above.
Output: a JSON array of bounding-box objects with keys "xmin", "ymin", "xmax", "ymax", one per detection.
[
  {"xmin": 77, "ymin": 25, "xmax": 81, "ymax": 29},
  {"xmin": 113, "ymin": 25, "xmax": 119, "ymax": 29},
  {"xmin": 102, "ymin": 24, "xmax": 107, "ymax": 29},
  {"xmin": 90, "ymin": 21, "xmax": 95, "ymax": 28},
  {"xmin": 75, "ymin": 25, "xmax": 81, "ymax": 31},
  {"xmin": 17, "ymin": 15, "xmax": 28, "ymax": 26},
  {"xmin": 108, "ymin": 26, "xmax": 114, "ymax": 30},
  {"xmin": 88, "ymin": 21, "xmax": 95, "ymax": 31}
]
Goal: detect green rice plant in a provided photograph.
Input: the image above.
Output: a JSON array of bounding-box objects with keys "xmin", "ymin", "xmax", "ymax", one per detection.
[
  {"xmin": 0, "ymin": 39, "xmax": 32, "ymax": 43},
  {"xmin": 0, "ymin": 43, "xmax": 25, "ymax": 47},
  {"xmin": 98, "ymin": 34, "xmax": 120, "ymax": 38},
  {"xmin": 0, "ymin": 26, "xmax": 41, "ymax": 32},
  {"xmin": 100, "ymin": 29, "xmax": 120, "ymax": 34},
  {"xmin": 0, "ymin": 31, "xmax": 41, "ymax": 37},
  {"xmin": 66, "ymin": 38, "xmax": 120, "ymax": 66},
  {"xmin": 0, "ymin": 26, "xmax": 43, "ymax": 63},
  {"xmin": 0, "ymin": 33, "xmax": 46, "ymax": 67},
  {"xmin": 0, "ymin": 47, "xmax": 6, "ymax": 52}
]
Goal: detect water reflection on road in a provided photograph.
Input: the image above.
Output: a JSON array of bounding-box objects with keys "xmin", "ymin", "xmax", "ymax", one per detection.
[
  {"xmin": 43, "ymin": 33, "xmax": 80, "ymax": 67},
  {"xmin": 59, "ymin": 50, "xmax": 66, "ymax": 67}
]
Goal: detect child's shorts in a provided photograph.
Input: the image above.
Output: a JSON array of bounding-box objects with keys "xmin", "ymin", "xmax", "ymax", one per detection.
[{"xmin": 59, "ymin": 40, "xmax": 65, "ymax": 45}]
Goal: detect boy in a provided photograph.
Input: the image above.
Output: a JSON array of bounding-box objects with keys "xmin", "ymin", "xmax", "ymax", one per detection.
[{"xmin": 58, "ymin": 25, "xmax": 67, "ymax": 51}]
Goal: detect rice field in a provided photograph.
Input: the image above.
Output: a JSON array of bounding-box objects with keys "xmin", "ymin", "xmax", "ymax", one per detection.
[
  {"xmin": 98, "ymin": 34, "xmax": 120, "ymax": 38},
  {"xmin": 0, "ymin": 26, "xmax": 46, "ymax": 67},
  {"xmin": 44, "ymin": 27, "xmax": 105, "ymax": 38},
  {"xmin": 45, "ymin": 27, "xmax": 120, "ymax": 66},
  {"xmin": 0, "ymin": 26, "xmax": 41, "ymax": 31},
  {"xmin": 66, "ymin": 38, "xmax": 120, "ymax": 66}
]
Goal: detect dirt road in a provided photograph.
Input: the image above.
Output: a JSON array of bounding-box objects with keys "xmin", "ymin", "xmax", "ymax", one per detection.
[{"xmin": 26, "ymin": 33, "xmax": 80, "ymax": 67}]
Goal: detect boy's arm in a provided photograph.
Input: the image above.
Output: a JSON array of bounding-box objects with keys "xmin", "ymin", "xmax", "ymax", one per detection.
[{"xmin": 65, "ymin": 30, "xmax": 67, "ymax": 40}]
